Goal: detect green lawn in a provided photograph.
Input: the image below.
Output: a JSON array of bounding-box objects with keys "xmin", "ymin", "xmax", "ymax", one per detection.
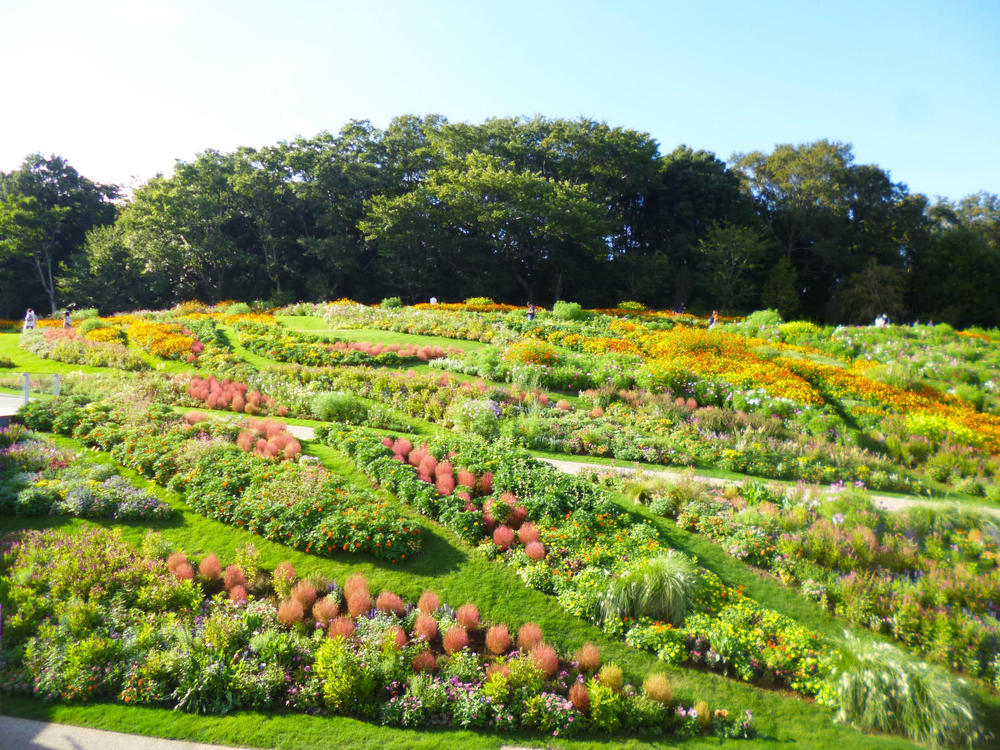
[
  {"xmin": 0, "ymin": 432, "xmax": 933, "ymax": 750},
  {"xmin": 278, "ymin": 316, "xmax": 487, "ymax": 353}
]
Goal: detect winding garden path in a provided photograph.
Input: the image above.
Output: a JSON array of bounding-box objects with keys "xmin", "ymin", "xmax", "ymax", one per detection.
[
  {"xmin": 281, "ymin": 424, "xmax": 1000, "ymax": 520},
  {"xmin": 0, "ymin": 715, "xmax": 248, "ymax": 750}
]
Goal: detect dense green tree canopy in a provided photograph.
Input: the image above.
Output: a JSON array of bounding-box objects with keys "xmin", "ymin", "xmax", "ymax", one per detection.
[{"xmin": 9, "ymin": 118, "xmax": 998, "ymax": 326}]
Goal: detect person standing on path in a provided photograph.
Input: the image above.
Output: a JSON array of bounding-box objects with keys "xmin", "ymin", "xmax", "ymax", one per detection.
[
  {"xmin": 23, "ymin": 308, "xmax": 36, "ymax": 330},
  {"xmin": 62, "ymin": 310, "xmax": 72, "ymax": 329}
]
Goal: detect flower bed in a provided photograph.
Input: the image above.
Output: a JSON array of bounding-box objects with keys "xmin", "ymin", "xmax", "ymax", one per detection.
[
  {"xmin": 14, "ymin": 398, "xmax": 421, "ymax": 563},
  {"xmin": 19, "ymin": 328, "xmax": 148, "ymax": 371},
  {"xmin": 0, "ymin": 425, "xmax": 171, "ymax": 520},
  {"xmin": 0, "ymin": 527, "xmax": 755, "ymax": 740}
]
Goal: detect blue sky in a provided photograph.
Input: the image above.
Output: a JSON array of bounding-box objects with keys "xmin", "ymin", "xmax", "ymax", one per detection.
[{"xmin": 2, "ymin": 0, "xmax": 997, "ymax": 200}]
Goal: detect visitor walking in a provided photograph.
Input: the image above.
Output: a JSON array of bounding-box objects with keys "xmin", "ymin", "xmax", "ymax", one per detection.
[
  {"xmin": 708, "ymin": 310, "xmax": 719, "ymax": 328},
  {"xmin": 527, "ymin": 303, "xmax": 535, "ymax": 322},
  {"xmin": 62, "ymin": 310, "xmax": 72, "ymax": 329},
  {"xmin": 23, "ymin": 308, "xmax": 36, "ymax": 331}
]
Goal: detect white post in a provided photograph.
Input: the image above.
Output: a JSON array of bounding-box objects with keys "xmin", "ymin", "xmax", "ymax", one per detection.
[
  {"xmin": 22, "ymin": 373, "xmax": 30, "ymax": 404},
  {"xmin": 54, "ymin": 373, "xmax": 61, "ymax": 396}
]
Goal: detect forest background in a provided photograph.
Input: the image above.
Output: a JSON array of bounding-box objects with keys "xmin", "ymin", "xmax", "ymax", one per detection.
[{"xmin": 2, "ymin": 115, "xmax": 999, "ymax": 327}]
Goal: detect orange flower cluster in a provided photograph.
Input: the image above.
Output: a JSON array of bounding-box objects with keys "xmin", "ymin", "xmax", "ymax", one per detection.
[{"xmin": 412, "ymin": 302, "xmax": 526, "ymax": 313}]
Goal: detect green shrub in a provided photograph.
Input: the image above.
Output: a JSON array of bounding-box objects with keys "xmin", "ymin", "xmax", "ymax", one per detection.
[
  {"xmin": 587, "ymin": 679, "xmax": 624, "ymax": 732},
  {"xmin": 226, "ymin": 302, "xmax": 252, "ymax": 315},
  {"xmin": 824, "ymin": 635, "xmax": 985, "ymax": 748},
  {"xmin": 78, "ymin": 318, "xmax": 108, "ymax": 335},
  {"xmin": 314, "ymin": 637, "xmax": 378, "ymax": 716},
  {"xmin": 618, "ymin": 300, "xmax": 646, "ymax": 311},
  {"xmin": 600, "ymin": 551, "xmax": 699, "ymax": 626},
  {"xmin": 463, "ymin": 297, "xmax": 495, "ymax": 306},
  {"xmin": 71, "ymin": 308, "xmax": 99, "ymax": 321},
  {"xmin": 743, "ymin": 309, "xmax": 784, "ymax": 328},
  {"xmin": 380, "ymin": 296, "xmax": 403, "ymax": 309},
  {"xmin": 552, "ymin": 300, "xmax": 588, "ymax": 321},
  {"xmin": 313, "ymin": 391, "xmax": 369, "ymax": 424}
]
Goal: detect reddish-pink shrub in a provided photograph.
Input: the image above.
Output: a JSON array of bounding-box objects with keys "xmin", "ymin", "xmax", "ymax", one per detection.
[
  {"xmin": 508, "ymin": 505, "xmax": 527, "ymax": 530},
  {"xmin": 381, "ymin": 436, "xmax": 394, "ymax": 448},
  {"xmin": 231, "ymin": 394, "xmax": 246, "ymax": 413},
  {"xmin": 198, "ymin": 553, "xmax": 222, "ymax": 580},
  {"xmin": 418, "ymin": 454, "xmax": 438, "ymax": 478},
  {"xmin": 329, "ymin": 616, "xmax": 356, "ymax": 639},
  {"xmin": 456, "ymin": 469, "xmax": 476, "ymax": 490},
  {"xmin": 435, "ymin": 473, "xmax": 456, "ymax": 496},
  {"xmin": 278, "ymin": 599, "xmax": 305, "ymax": 626},
  {"xmin": 477, "ymin": 471, "xmax": 494, "ymax": 495},
  {"xmin": 375, "ymin": 591, "xmax": 406, "ymax": 616},
  {"xmin": 274, "ymin": 561, "xmax": 296, "ymax": 584},
  {"xmin": 224, "ymin": 565, "xmax": 247, "ymax": 591},
  {"xmin": 173, "ymin": 562, "xmax": 194, "ymax": 580},
  {"xmin": 493, "ymin": 525, "xmax": 515, "ymax": 550},
  {"xmin": 443, "ymin": 625, "xmax": 469, "ymax": 654},
  {"xmin": 166, "ymin": 552, "xmax": 187, "ymax": 573},
  {"xmin": 347, "ymin": 592, "xmax": 371, "ymax": 617},
  {"xmin": 291, "ymin": 580, "xmax": 317, "ymax": 609},
  {"xmin": 393, "ymin": 438, "xmax": 412, "ymax": 457},
  {"xmin": 185, "ymin": 411, "xmax": 208, "ymax": 425},
  {"xmin": 412, "ymin": 650, "xmax": 437, "ymax": 673},
  {"xmin": 344, "ymin": 574, "xmax": 370, "ymax": 602},
  {"xmin": 485, "ymin": 662, "xmax": 510, "ymax": 679},
  {"xmin": 575, "ymin": 642, "xmax": 601, "ymax": 672},
  {"xmin": 518, "ymin": 522, "xmax": 540, "ymax": 545},
  {"xmin": 517, "ymin": 622, "xmax": 543, "ymax": 651},
  {"xmin": 435, "ymin": 460, "xmax": 453, "ymax": 478},
  {"xmin": 590, "ymin": 406, "xmax": 604, "ymax": 418},
  {"xmin": 236, "ymin": 431, "xmax": 255, "ymax": 451},
  {"xmin": 556, "ymin": 399, "xmax": 571, "ymax": 411},
  {"xmin": 525, "ymin": 541, "xmax": 547, "ymax": 561},
  {"xmin": 569, "ymin": 681, "xmax": 590, "ymax": 712},
  {"xmin": 413, "ymin": 613, "xmax": 438, "ymax": 641},
  {"xmin": 312, "ymin": 597, "xmax": 339, "ymax": 626},
  {"xmin": 391, "ymin": 626, "xmax": 408, "ymax": 649},
  {"xmin": 530, "ymin": 643, "xmax": 559, "ymax": 678},
  {"xmin": 456, "ymin": 603, "xmax": 480, "ymax": 630},
  {"xmin": 485, "ymin": 624, "xmax": 511, "ymax": 655},
  {"xmin": 229, "ymin": 584, "xmax": 247, "ymax": 605},
  {"xmin": 418, "ymin": 590, "xmax": 440, "ymax": 614}
]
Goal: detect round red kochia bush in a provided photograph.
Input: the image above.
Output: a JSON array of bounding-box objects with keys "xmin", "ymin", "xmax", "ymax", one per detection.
[
  {"xmin": 525, "ymin": 541, "xmax": 547, "ymax": 561},
  {"xmin": 312, "ymin": 597, "xmax": 339, "ymax": 626},
  {"xmin": 166, "ymin": 552, "xmax": 187, "ymax": 573},
  {"xmin": 418, "ymin": 590, "xmax": 440, "ymax": 614},
  {"xmin": 443, "ymin": 625, "xmax": 469, "ymax": 654},
  {"xmin": 329, "ymin": 616, "xmax": 356, "ymax": 639},
  {"xmin": 198, "ymin": 553, "xmax": 222, "ymax": 580},
  {"xmin": 229, "ymin": 584, "xmax": 247, "ymax": 605},
  {"xmin": 412, "ymin": 613, "xmax": 438, "ymax": 642},
  {"xmin": 344, "ymin": 574, "xmax": 370, "ymax": 602},
  {"xmin": 278, "ymin": 599, "xmax": 304, "ymax": 626},
  {"xmin": 376, "ymin": 591, "xmax": 406, "ymax": 616},
  {"xmin": 575, "ymin": 642, "xmax": 601, "ymax": 672},
  {"xmin": 224, "ymin": 565, "xmax": 246, "ymax": 591},
  {"xmin": 569, "ymin": 681, "xmax": 590, "ymax": 712},
  {"xmin": 456, "ymin": 602, "xmax": 480, "ymax": 630},
  {"xmin": 493, "ymin": 525, "xmax": 515, "ymax": 550},
  {"xmin": 518, "ymin": 523, "xmax": 540, "ymax": 545},
  {"xmin": 173, "ymin": 562, "xmax": 194, "ymax": 580},
  {"xmin": 347, "ymin": 592, "xmax": 371, "ymax": 617},
  {"xmin": 291, "ymin": 580, "xmax": 317, "ymax": 609},
  {"xmin": 517, "ymin": 622, "xmax": 543, "ymax": 651},
  {"xmin": 485, "ymin": 624, "xmax": 511, "ymax": 655},
  {"xmin": 531, "ymin": 643, "xmax": 559, "ymax": 678},
  {"xmin": 412, "ymin": 650, "xmax": 437, "ymax": 673}
]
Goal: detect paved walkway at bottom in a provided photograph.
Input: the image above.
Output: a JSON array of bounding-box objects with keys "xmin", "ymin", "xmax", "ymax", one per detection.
[{"xmin": 0, "ymin": 715, "xmax": 248, "ymax": 750}]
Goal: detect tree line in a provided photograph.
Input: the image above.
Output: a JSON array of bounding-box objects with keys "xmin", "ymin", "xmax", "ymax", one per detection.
[{"xmin": 2, "ymin": 115, "xmax": 999, "ymax": 327}]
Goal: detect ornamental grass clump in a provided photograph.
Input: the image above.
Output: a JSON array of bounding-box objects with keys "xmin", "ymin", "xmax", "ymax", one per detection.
[
  {"xmin": 600, "ymin": 550, "xmax": 699, "ymax": 626},
  {"xmin": 827, "ymin": 635, "xmax": 985, "ymax": 748},
  {"xmin": 456, "ymin": 602, "xmax": 480, "ymax": 630},
  {"xmin": 347, "ymin": 592, "xmax": 372, "ymax": 617},
  {"xmin": 597, "ymin": 663, "xmax": 623, "ymax": 692},
  {"xmin": 643, "ymin": 674, "xmax": 673, "ymax": 705},
  {"xmin": 569, "ymin": 681, "xmax": 590, "ymax": 713},
  {"xmin": 518, "ymin": 622, "xmax": 543, "ymax": 651},
  {"xmin": 575, "ymin": 642, "xmax": 601, "ymax": 672},
  {"xmin": 486, "ymin": 624, "xmax": 512, "ymax": 655}
]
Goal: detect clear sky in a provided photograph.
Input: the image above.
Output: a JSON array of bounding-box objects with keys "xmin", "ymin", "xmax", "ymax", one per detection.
[{"xmin": 2, "ymin": 0, "xmax": 997, "ymax": 200}]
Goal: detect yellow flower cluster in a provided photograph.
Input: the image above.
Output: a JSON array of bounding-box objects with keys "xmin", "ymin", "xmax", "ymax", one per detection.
[
  {"xmin": 128, "ymin": 320, "xmax": 195, "ymax": 360},
  {"xmin": 83, "ymin": 326, "xmax": 127, "ymax": 344}
]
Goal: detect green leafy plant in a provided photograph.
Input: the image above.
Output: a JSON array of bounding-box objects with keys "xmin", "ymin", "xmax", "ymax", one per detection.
[{"xmin": 600, "ymin": 551, "xmax": 700, "ymax": 626}]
